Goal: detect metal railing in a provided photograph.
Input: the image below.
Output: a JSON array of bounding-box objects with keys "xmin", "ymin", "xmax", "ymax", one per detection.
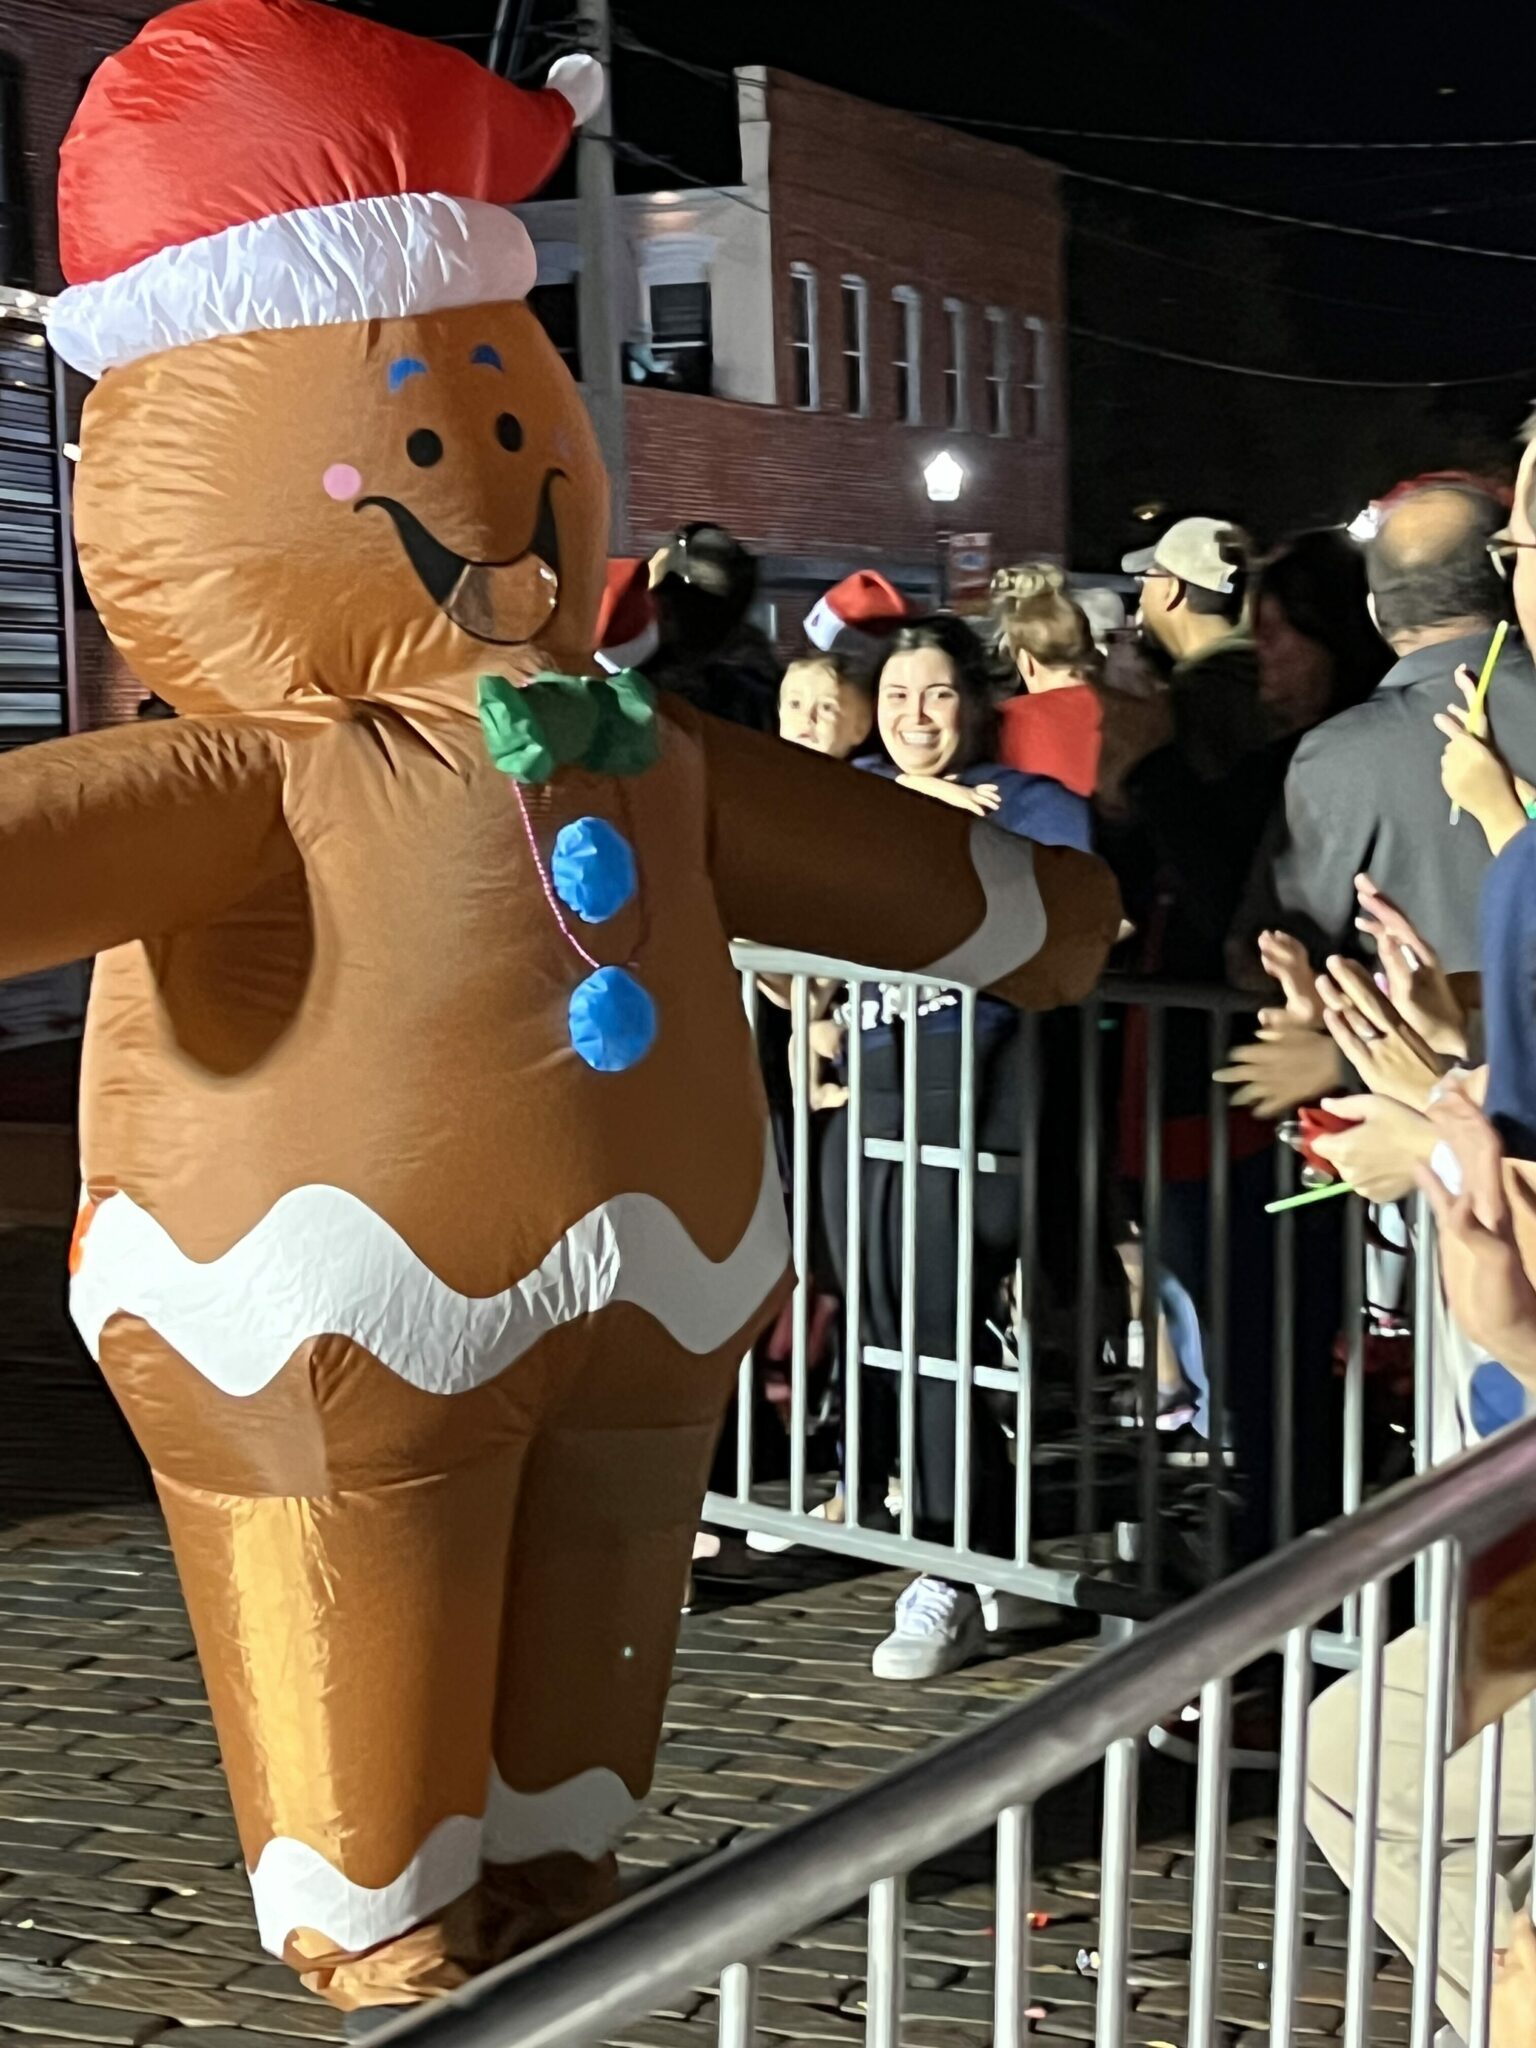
[
  {"xmin": 704, "ymin": 947, "xmax": 1428, "ymax": 1638},
  {"xmin": 372, "ymin": 1414, "xmax": 1536, "ymax": 2048}
]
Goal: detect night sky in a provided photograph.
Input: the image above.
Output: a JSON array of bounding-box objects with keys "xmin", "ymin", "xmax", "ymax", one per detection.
[{"xmin": 354, "ymin": 0, "xmax": 1536, "ymax": 558}]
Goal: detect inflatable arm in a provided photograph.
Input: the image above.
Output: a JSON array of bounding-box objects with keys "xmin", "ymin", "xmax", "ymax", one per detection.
[
  {"xmin": 0, "ymin": 719, "xmax": 294, "ymax": 980},
  {"xmin": 696, "ymin": 713, "xmax": 1121, "ymax": 1009}
]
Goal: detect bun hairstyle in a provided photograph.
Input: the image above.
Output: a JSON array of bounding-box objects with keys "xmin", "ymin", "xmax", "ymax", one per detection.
[
  {"xmin": 990, "ymin": 561, "xmax": 1067, "ymax": 610},
  {"xmin": 996, "ymin": 587, "xmax": 1103, "ymax": 683}
]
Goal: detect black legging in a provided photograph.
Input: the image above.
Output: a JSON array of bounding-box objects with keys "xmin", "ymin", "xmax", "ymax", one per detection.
[{"xmin": 821, "ymin": 1023, "xmax": 1025, "ymax": 1556}]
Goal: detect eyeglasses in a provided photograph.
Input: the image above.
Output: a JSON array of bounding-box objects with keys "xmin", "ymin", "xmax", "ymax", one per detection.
[{"xmin": 1487, "ymin": 535, "xmax": 1536, "ymax": 581}]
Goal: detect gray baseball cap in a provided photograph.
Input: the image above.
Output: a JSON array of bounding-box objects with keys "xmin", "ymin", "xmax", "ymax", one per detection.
[{"xmin": 1122, "ymin": 516, "xmax": 1244, "ymax": 596}]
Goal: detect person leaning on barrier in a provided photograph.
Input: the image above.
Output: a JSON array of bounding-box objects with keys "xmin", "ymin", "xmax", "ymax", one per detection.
[{"xmin": 817, "ymin": 613, "xmax": 1115, "ymax": 1682}]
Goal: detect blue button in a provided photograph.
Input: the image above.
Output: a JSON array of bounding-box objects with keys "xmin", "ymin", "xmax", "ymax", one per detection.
[
  {"xmin": 568, "ymin": 967, "xmax": 656, "ymax": 1073},
  {"xmin": 1470, "ymin": 1360, "xmax": 1528, "ymax": 1438},
  {"xmin": 551, "ymin": 817, "xmax": 637, "ymax": 925}
]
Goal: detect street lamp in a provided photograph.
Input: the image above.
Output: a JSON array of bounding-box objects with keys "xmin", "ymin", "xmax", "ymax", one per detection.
[
  {"xmin": 923, "ymin": 449, "xmax": 965, "ymax": 505},
  {"xmin": 922, "ymin": 449, "xmax": 965, "ymax": 603}
]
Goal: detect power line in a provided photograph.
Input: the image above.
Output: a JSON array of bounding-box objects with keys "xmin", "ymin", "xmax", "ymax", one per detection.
[
  {"xmin": 1069, "ymin": 219, "xmax": 1536, "ymax": 327},
  {"xmin": 1070, "ymin": 326, "xmax": 1536, "ymax": 389},
  {"xmin": 609, "ymin": 25, "xmax": 1536, "ymax": 262},
  {"xmin": 918, "ymin": 116, "xmax": 1536, "ymax": 153},
  {"xmin": 602, "ymin": 141, "xmax": 1536, "ymax": 390},
  {"xmin": 1060, "ymin": 161, "xmax": 1536, "ymax": 261},
  {"xmin": 610, "ymin": 26, "xmax": 1536, "ymax": 155}
]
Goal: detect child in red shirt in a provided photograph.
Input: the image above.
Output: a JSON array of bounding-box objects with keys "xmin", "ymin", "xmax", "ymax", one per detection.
[{"xmin": 994, "ymin": 586, "xmax": 1104, "ymax": 798}]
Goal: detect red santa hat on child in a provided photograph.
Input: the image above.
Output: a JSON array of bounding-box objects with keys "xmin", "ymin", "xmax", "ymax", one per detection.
[
  {"xmin": 594, "ymin": 560, "xmax": 660, "ymax": 673},
  {"xmin": 46, "ymin": 0, "xmax": 603, "ymax": 380},
  {"xmin": 802, "ymin": 572, "xmax": 914, "ymax": 653}
]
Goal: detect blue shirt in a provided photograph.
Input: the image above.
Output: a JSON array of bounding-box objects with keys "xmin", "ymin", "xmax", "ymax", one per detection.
[
  {"xmin": 841, "ymin": 759, "xmax": 1092, "ymax": 1044},
  {"xmin": 863, "ymin": 758, "xmax": 1094, "ymax": 852},
  {"xmin": 1482, "ymin": 823, "xmax": 1536, "ymax": 1160}
]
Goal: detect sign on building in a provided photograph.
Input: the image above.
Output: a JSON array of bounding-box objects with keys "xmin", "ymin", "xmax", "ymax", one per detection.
[{"xmin": 946, "ymin": 531, "xmax": 993, "ymax": 611}]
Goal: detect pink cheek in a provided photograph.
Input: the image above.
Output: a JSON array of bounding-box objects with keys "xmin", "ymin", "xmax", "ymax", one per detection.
[{"xmin": 322, "ymin": 463, "xmax": 363, "ymax": 502}]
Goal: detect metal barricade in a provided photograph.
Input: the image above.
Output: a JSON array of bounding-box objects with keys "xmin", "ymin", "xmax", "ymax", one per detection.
[
  {"xmin": 367, "ymin": 1415, "xmax": 1536, "ymax": 2048},
  {"xmin": 710, "ymin": 947, "xmax": 1409, "ymax": 1629}
]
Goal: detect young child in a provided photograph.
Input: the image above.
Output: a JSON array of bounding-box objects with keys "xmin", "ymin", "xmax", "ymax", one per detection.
[
  {"xmin": 778, "ymin": 652, "xmax": 875, "ymax": 761},
  {"xmin": 772, "ymin": 573, "xmax": 916, "ymax": 1101},
  {"xmin": 992, "ymin": 585, "xmax": 1105, "ymax": 798}
]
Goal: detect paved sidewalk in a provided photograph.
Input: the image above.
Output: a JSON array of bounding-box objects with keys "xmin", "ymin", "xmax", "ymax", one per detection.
[{"xmin": 0, "ymin": 1224, "xmax": 1409, "ymax": 2046}]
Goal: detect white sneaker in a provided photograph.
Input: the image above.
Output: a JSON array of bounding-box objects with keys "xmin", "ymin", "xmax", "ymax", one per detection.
[
  {"xmin": 976, "ymin": 1586, "xmax": 1059, "ymax": 1634},
  {"xmin": 871, "ymin": 1577, "xmax": 986, "ymax": 1681},
  {"xmin": 746, "ymin": 1491, "xmax": 846, "ymax": 1555}
]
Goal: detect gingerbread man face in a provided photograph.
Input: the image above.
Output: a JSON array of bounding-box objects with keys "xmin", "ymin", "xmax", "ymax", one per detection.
[{"xmin": 74, "ymin": 301, "xmax": 607, "ymax": 716}]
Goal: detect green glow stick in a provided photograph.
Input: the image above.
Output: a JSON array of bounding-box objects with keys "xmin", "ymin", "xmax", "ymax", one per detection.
[
  {"xmin": 1450, "ymin": 617, "xmax": 1510, "ymax": 824},
  {"xmin": 1265, "ymin": 1180, "xmax": 1357, "ymax": 1215}
]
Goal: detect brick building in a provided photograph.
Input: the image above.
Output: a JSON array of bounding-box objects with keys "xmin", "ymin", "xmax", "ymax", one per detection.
[
  {"xmin": 4, "ymin": 27, "xmax": 1069, "ymax": 736},
  {"xmin": 1, "ymin": 0, "xmax": 175, "ymax": 740},
  {"xmin": 520, "ymin": 66, "xmax": 1067, "ymax": 628}
]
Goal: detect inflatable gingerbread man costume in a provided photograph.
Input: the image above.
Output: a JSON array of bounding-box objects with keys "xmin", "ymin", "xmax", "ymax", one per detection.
[{"xmin": 20, "ymin": 0, "xmax": 1120, "ymax": 2014}]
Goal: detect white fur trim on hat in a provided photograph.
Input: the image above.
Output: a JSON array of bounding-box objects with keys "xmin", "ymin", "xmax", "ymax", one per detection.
[
  {"xmin": 803, "ymin": 594, "xmax": 841, "ymax": 652},
  {"xmin": 48, "ymin": 191, "xmax": 538, "ymax": 380}
]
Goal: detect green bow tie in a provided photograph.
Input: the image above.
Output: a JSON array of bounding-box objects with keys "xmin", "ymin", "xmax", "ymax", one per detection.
[{"xmin": 477, "ymin": 670, "xmax": 659, "ymax": 785}]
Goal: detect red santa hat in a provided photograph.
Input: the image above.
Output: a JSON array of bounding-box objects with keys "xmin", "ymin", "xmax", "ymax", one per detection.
[
  {"xmin": 46, "ymin": 0, "xmax": 604, "ymax": 380},
  {"xmin": 594, "ymin": 560, "xmax": 659, "ymax": 673},
  {"xmin": 802, "ymin": 571, "xmax": 913, "ymax": 653}
]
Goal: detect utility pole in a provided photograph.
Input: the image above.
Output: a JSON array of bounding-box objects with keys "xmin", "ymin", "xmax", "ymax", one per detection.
[{"xmin": 573, "ymin": 0, "xmax": 628, "ymax": 549}]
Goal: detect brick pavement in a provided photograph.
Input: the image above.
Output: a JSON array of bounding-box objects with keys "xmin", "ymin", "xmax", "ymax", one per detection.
[{"xmin": 0, "ymin": 1223, "xmax": 1410, "ymax": 2045}]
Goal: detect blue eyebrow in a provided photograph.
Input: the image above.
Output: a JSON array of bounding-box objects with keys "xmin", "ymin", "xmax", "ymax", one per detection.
[
  {"xmin": 388, "ymin": 357, "xmax": 429, "ymax": 392},
  {"xmin": 470, "ymin": 344, "xmax": 504, "ymax": 371}
]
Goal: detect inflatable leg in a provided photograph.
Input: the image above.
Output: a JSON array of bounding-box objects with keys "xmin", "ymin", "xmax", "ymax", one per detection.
[
  {"xmin": 95, "ymin": 1314, "xmax": 545, "ymax": 2013},
  {"xmin": 478, "ymin": 1308, "xmax": 750, "ymax": 1958},
  {"xmin": 157, "ymin": 1450, "xmax": 527, "ymax": 2008}
]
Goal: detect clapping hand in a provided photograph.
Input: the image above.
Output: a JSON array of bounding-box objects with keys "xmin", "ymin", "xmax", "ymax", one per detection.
[
  {"xmin": 1316, "ymin": 956, "xmax": 1450, "ymax": 1112},
  {"xmin": 1256, "ymin": 928, "xmax": 1325, "ymax": 1032},
  {"xmin": 1353, "ymin": 874, "xmax": 1466, "ymax": 1057},
  {"xmin": 1417, "ymin": 1089, "xmax": 1536, "ymax": 1374}
]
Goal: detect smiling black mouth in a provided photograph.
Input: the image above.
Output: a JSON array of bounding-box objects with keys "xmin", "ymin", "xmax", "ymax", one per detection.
[{"xmin": 357, "ymin": 468, "xmax": 564, "ymax": 644}]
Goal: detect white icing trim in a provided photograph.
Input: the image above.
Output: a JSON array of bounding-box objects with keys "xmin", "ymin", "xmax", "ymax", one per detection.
[
  {"xmin": 47, "ymin": 192, "xmax": 538, "ymax": 380},
  {"xmin": 922, "ymin": 821, "xmax": 1047, "ymax": 987},
  {"xmin": 71, "ymin": 1136, "xmax": 787, "ymax": 1395},
  {"xmin": 484, "ymin": 1764, "xmax": 638, "ymax": 1865},
  {"xmin": 249, "ymin": 1765, "xmax": 635, "ymax": 1956}
]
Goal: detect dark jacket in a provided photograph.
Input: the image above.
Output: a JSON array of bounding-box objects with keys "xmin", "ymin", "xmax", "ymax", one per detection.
[
  {"xmin": 645, "ymin": 622, "xmax": 780, "ymax": 734},
  {"xmin": 1241, "ymin": 627, "xmax": 1536, "ymax": 974}
]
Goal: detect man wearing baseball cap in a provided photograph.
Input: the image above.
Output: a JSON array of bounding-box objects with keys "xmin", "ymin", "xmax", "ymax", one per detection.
[{"xmin": 1122, "ymin": 515, "xmax": 1268, "ymax": 780}]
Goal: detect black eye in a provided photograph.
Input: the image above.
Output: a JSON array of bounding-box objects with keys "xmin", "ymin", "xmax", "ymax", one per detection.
[
  {"xmin": 406, "ymin": 428, "xmax": 443, "ymax": 468},
  {"xmin": 495, "ymin": 412, "xmax": 524, "ymax": 453}
]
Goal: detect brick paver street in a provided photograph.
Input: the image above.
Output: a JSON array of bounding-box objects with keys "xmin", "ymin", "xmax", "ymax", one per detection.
[{"xmin": 0, "ymin": 1222, "xmax": 1410, "ymax": 2045}]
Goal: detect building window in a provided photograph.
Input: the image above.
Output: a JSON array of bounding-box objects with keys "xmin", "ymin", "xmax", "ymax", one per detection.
[
  {"xmin": 942, "ymin": 298, "xmax": 968, "ymax": 431},
  {"xmin": 528, "ymin": 281, "xmax": 581, "ymax": 381},
  {"xmin": 648, "ymin": 280, "xmax": 712, "ymax": 393},
  {"xmin": 1020, "ymin": 316, "xmax": 1051, "ymax": 440},
  {"xmin": 840, "ymin": 277, "xmax": 869, "ymax": 419},
  {"xmin": 985, "ymin": 309, "xmax": 1011, "ymax": 438},
  {"xmin": 892, "ymin": 286, "xmax": 922, "ymax": 426},
  {"xmin": 789, "ymin": 263, "xmax": 819, "ymax": 411}
]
